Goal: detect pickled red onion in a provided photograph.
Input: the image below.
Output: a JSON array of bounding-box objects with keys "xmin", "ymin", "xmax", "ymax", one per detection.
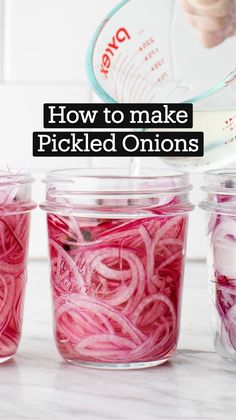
[
  {"xmin": 0, "ymin": 212, "xmax": 30, "ymax": 358},
  {"xmin": 48, "ymin": 210, "xmax": 187, "ymax": 364},
  {"xmin": 209, "ymin": 193, "xmax": 236, "ymax": 354}
]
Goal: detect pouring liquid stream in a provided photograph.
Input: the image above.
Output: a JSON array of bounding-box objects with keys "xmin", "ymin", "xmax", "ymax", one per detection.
[{"xmin": 129, "ymin": 157, "xmax": 141, "ymax": 176}]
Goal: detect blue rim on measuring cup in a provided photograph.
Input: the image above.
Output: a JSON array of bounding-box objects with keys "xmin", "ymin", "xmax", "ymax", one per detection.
[
  {"xmin": 86, "ymin": 0, "xmax": 236, "ymax": 104},
  {"xmin": 86, "ymin": 0, "xmax": 129, "ymax": 103}
]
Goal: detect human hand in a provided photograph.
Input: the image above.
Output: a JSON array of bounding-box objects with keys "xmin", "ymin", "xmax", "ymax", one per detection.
[{"xmin": 181, "ymin": 0, "xmax": 236, "ymax": 47}]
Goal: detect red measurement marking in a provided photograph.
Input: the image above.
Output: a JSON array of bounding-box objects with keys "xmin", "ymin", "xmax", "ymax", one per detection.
[
  {"xmin": 145, "ymin": 48, "xmax": 159, "ymax": 61},
  {"xmin": 225, "ymin": 135, "xmax": 236, "ymax": 145},
  {"xmin": 156, "ymin": 71, "xmax": 168, "ymax": 83},
  {"xmin": 139, "ymin": 37, "xmax": 155, "ymax": 51},
  {"xmin": 151, "ymin": 59, "xmax": 164, "ymax": 71},
  {"xmin": 223, "ymin": 115, "xmax": 236, "ymax": 132}
]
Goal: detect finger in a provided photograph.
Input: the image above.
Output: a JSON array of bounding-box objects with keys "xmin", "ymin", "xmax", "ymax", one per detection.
[
  {"xmin": 198, "ymin": 30, "xmax": 227, "ymax": 47},
  {"xmin": 191, "ymin": 0, "xmax": 215, "ymax": 4},
  {"xmin": 186, "ymin": 13, "xmax": 231, "ymax": 31},
  {"xmin": 186, "ymin": 0, "xmax": 235, "ymax": 18},
  {"xmin": 230, "ymin": 27, "xmax": 236, "ymax": 36},
  {"xmin": 197, "ymin": 22, "xmax": 234, "ymax": 48},
  {"xmin": 229, "ymin": 19, "xmax": 236, "ymax": 35},
  {"xmin": 181, "ymin": 0, "xmax": 195, "ymax": 14}
]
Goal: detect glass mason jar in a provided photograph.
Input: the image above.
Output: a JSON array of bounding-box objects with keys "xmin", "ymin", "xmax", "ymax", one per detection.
[
  {"xmin": 0, "ymin": 170, "xmax": 36, "ymax": 363},
  {"xmin": 200, "ymin": 170, "xmax": 236, "ymax": 360},
  {"xmin": 41, "ymin": 168, "xmax": 193, "ymax": 369}
]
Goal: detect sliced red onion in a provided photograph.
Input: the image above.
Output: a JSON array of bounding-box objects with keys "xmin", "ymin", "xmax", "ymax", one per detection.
[{"xmin": 48, "ymin": 207, "xmax": 187, "ymax": 364}]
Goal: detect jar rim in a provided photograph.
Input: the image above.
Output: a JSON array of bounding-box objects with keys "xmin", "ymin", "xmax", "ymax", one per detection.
[
  {"xmin": 0, "ymin": 169, "xmax": 35, "ymax": 186},
  {"xmin": 43, "ymin": 168, "xmax": 191, "ymax": 193},
  {"xmin": 200, "ymin": 169, "xmax": 236, "ymax": 215},
  {"xmin": 0, "ymin": 169, "xmax": 36, "ymax": 214},
  {"xmin": 41, "ymin": 167, "xmax": 193, "ymax": 217},
  {"xmin": 201, "ymin": 169, "xmax": 236, "ymax": 195}
]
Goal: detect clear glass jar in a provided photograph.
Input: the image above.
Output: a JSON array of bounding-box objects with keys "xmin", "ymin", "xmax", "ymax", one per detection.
[
  {"xmin": 0, "ymin": 170, "xmax": 36, "ymax": 363},
  {"xmin": 41, "ymin": 168, "xmax": 193, "ymax": 369},
  {"xmin": 200, "ymin": 170, "xmax": 236, "ymax": 360}
]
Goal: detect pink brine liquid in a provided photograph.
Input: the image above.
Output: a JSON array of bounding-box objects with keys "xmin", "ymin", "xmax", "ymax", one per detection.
[
  {"xmin": 0, "ymin": 213, "xmax": 30, "ymax": 361},
  {"xmin": 48, "ymin": 211, "xmax": 188, "ymax": 366}
]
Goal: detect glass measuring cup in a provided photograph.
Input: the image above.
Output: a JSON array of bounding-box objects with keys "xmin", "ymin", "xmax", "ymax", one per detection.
[{"xmin": 87, "ymin": 0, "xmax": 236, "ymax": 171}]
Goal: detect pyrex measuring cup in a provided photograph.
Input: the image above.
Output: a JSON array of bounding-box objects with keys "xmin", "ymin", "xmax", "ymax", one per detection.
[{"xmin": 87, "ymin": 0, "xmax": 236, "ymax": 171}]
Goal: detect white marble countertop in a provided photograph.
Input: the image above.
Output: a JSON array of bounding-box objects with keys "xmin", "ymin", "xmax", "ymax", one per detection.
[{"xmin": 1, "ymin": 260, "xmax": 236, "ymax": 420}]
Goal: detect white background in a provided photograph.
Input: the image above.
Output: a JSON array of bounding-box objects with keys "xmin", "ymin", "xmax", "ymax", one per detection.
[{"xmin": 0, "ymin": 0, "xmax": 234, "ymax": 259}]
